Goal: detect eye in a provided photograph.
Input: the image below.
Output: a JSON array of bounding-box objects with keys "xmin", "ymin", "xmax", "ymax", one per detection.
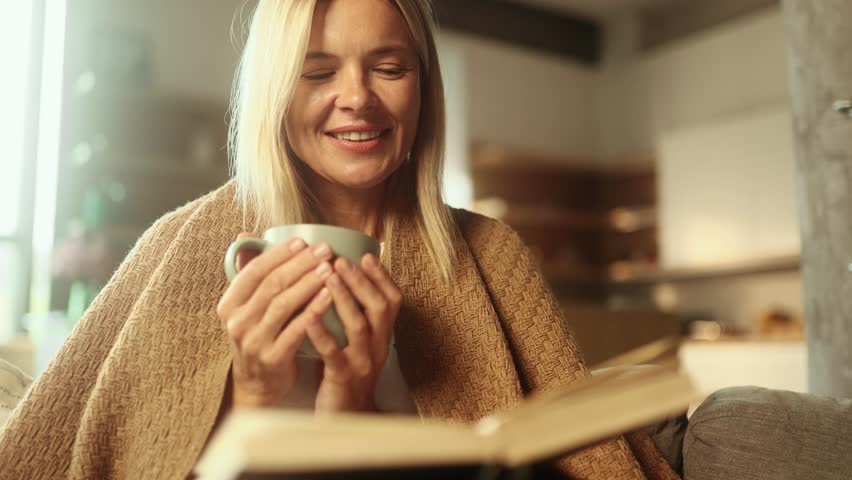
[
  {"xmin": 374, "ymin": 65, "xmax": 409, "ymax": 79},
  {"xmin": 302, "ymin": 71, "xmax": 334, "ymax": 81}
]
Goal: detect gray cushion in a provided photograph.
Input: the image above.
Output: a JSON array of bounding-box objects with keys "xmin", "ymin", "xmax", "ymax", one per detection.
[{"xmin": 683, "ymin": 386, "xmax": 852, "ymax": 480}]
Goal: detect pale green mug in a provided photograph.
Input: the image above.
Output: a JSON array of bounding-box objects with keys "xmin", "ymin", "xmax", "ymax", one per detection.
[{"xmin": 224, "ymin": 224, "xmax": 381, "ymax": 358}]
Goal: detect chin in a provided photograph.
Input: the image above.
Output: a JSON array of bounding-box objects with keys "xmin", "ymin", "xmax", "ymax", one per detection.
[
  {"xmin": 331, "ymin": 162, "xmax": 399, "ymax": 190},
  {"xmin": 332, "ymin": 173, "xmax": 392, "ymax": 191}
]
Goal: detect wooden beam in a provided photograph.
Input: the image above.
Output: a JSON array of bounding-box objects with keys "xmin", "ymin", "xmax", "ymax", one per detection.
[
  {"xmin": 640, "ymin": 0, "xmax": 779, "ymax": 51},
  {"xmin": 432, "ymin": 0, "xmax": 601, "ymax": 65}
]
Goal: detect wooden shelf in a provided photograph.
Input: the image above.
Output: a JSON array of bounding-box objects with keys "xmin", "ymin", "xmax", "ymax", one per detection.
[
  {"xmin": 685, "ymin": 335, "xmax": 805, "ymax": 344},
  {"xmin": 474, "ymin": 200, "xmax": 657, "ymax": 232},
  {"xmin": 470, "ymin": 142, "xmax": 660, "ymax": 303},
  {"xmin": 541, "ymin": 255, "xmax": 801, "ymax": 288},
  {"xmin": 470, "ymin": 144, "xmax": 655, "ymax": 176},
  {"xmin": 542, "ymin": 262, "xmax": 608, "ymax": 284},
  {"xmin": 610, "ymin": 255, "xmax": 801, "ymax": 286},
  {"xmin": 470, "ymin": 146, "xmax": 657, "ymax": 209}
]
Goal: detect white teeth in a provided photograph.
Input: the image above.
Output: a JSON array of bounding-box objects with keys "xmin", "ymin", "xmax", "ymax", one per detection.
[{"xmin": 332, "ymin": 131, "xmax": 383, "ymax": 142}]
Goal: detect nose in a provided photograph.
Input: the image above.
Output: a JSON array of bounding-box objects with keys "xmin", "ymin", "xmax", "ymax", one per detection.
[{"xmin": 334, "ymin": 66, "xmax": 375, "ymax": 113}]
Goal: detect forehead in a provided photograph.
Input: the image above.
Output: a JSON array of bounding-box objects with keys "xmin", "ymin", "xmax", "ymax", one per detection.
[{"xmin": 309, "ymin": 0, "xmax": 414, "ymax": 52}]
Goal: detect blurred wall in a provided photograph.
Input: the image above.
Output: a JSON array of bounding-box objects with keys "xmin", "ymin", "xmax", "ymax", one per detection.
[
  {"xmin": 437, "ymin": 31, "xmax": 598, "ymax": 163},
  {"xmin": 658, "ymin": 105, "xmax": 798, "ymax": 268},
  {"xmin": 596, "ymin": 7, "xmax": 789, "ymax": 158}
]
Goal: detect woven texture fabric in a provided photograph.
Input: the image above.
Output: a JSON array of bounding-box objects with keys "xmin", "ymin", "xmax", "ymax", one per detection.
[{"xmin": 0, "ymin": 181, "xmax": 676, "ymax": 479}]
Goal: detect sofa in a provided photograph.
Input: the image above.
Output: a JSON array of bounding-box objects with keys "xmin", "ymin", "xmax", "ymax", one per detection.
[
  {"xmin": 679, "ymin": 386, "xmax": 852, "ymax": 479},
  {"xmin": 644, "ymin": 385, "xmax": 852, "ymax": 479}
]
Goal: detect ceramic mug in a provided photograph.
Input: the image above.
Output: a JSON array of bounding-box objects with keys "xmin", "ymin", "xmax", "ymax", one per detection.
[{"xmin": 224, "ymin": 224, "xmax": 381, "ymax": 358}]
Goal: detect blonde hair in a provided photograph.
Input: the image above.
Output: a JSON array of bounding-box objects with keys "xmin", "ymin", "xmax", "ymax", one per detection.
[{"xmin": 229, "ymin": 0, "xmax": 457, "ymax": 282}]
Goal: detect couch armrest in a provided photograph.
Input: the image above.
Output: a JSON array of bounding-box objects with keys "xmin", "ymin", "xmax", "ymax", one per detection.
[{"xmin": 684, "ymin": 386, "xmax": 852, "ymax": 480}]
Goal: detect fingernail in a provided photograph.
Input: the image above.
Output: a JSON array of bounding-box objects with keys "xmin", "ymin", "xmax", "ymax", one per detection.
[
  {"xmin": 315, "ymin": 262, "xmax": 332, "ymax": 278},
  {"xmin": 328, "ymin": 273, "xmax": 342, "ymax": 287},
  {"xmin": 317, "ymin": 287, "xmax": 331, "ymax": 302},
  {"xmin": 313, "ymin": 243, "xmax": 331, "ymax": 258},
  {"xmin": 364, "ymin": 254, "xmax": 378, "ymax": 269},
  {"xmin": 337, "ymin": 257, "xmax": 352, "ymax": 272},
  {"xmin": 289, "ymin": 238, "xmax": 306, "ymax": 253}
]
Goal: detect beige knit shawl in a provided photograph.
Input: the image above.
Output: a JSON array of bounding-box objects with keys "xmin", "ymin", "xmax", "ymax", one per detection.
[{"xmin": 0, "ymin": 182, "xmax": 677, "ymax": 479}]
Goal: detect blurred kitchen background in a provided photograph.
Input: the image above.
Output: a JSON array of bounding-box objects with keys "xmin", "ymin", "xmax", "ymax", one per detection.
[{"xmin": 0, "ymin": 0, "xmax": 805, "ymax": 403}]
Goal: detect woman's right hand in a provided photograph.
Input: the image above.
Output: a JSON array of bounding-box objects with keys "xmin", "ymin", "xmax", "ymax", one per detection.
[{"xmin": 217, "ymin": 233, "xmax": 335, "ymax": 408}]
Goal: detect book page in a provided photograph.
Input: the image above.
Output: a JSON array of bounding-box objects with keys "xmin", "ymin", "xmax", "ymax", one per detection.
[
  {"xmin": 492, "ymin": 368, "xmax": 697, "ymax": 467},
  {"xmin": 477, "ymin": 336, "xmax": 681, "ymax": 428},
  {"xmin": 195, "ymin": 411, "xmax": 494, "ymax": 479}
]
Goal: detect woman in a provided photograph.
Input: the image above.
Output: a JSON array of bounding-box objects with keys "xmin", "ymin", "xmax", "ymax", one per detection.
[{"xmin": 0, "ymin": 1, "xmax": 677, "ymax": 479}]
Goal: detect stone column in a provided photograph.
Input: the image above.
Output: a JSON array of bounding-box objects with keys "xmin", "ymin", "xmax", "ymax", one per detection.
[{"xmin": 782, "ymin": 0, "xmax": 852, "ymax": 397}]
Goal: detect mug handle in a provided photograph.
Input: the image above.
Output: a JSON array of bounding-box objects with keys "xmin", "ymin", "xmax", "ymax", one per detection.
[{"xmin": 224, "ymin": 237, "xmax": 268, "ymax": 281}]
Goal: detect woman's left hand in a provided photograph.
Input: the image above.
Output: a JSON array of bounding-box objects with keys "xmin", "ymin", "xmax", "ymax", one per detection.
[{"xmin": 308, "ymin": 252, "xmax": 402, "ymax": 413}]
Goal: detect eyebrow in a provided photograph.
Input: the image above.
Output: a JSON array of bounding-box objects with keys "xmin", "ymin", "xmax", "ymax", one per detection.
[{"xmin": 304, "ymin": 45, "xmax": 414, "ymax": 61}]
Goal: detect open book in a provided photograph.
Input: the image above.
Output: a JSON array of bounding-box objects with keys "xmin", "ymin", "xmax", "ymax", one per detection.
[{"xmin": 196, "ymin": 339, "xmax": 697, "ymax": 480}]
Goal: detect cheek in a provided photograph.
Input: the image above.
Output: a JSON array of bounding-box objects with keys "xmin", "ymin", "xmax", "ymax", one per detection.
[
  {"xmin": 390, "ymin": 82, "xmax": 421, "ymax": 145},
  {"xmin": 284, "ymin": 99, "xmax": 304, "ymax": 146},
  {"xmin": 286, "ymin": 90, "xmax": 328, "ymax": 148}
]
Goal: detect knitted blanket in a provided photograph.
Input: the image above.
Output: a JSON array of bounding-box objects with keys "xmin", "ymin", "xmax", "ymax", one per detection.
[{"xmin": 0, "ymin": 181, "xmax": 677, "ymax": 479}]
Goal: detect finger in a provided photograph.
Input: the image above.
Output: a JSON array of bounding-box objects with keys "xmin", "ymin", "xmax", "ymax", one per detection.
[
  {"xmin": 219, "ymin": 235, "xmax": 308, "ymax": 313},
  {"xmin": 262, "ymin": 287, "xmax": 332, "ymax": 367},
  {"xmin": 223, "ymin": 308, "xmax": 254, "ymax": 348},
  {"xmin": 360, "ymin": 254, "xmax": 402, "ymax": 315},
  {"xmin": 240, "ymin": 242, "xmax": 334, "ymax": 320},
  {"xmin": 247, "ymin": 260, "xmax": 333, "ymax": 349},
  {"xmin": 334, "ymin": 257, "xmax": 390, "ymax": 334},
  {"xmin": 326, "ymin": 273, "xmax": 372, "ymax": 372},
  {"xmin": 305, "ymin": 312, "xmax": 349, "ymax": 378},
  {"xmin": 218, "ymin": 231, "xmax": 270, "ymax": 323},
  {"xmin": 221, "ymin": 240, "xmax": 329, "ymax": 338},
  {"xmin": 359, "ymin": 254, "xmax": 402, "ymax": 342}
]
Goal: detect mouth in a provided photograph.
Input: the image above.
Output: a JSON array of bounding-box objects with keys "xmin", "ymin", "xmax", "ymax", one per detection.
[
  {"xmin": 324, "ymin": 128, "xmax": 391, "ymax": 153},
  {"xmin": 327, "ymin": 130, "xmax": 387, "ymax": 142}
]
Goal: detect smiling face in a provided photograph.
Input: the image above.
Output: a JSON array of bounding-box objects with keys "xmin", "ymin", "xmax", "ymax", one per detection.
[{"xmin": 285, "ymin": 0, "xmax": 421, "ymax": 193}]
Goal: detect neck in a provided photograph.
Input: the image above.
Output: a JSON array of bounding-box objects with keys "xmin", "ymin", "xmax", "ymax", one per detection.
[{"xmin": 306, "ymin": 175, "xmax": 387, "ymax": 241}]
